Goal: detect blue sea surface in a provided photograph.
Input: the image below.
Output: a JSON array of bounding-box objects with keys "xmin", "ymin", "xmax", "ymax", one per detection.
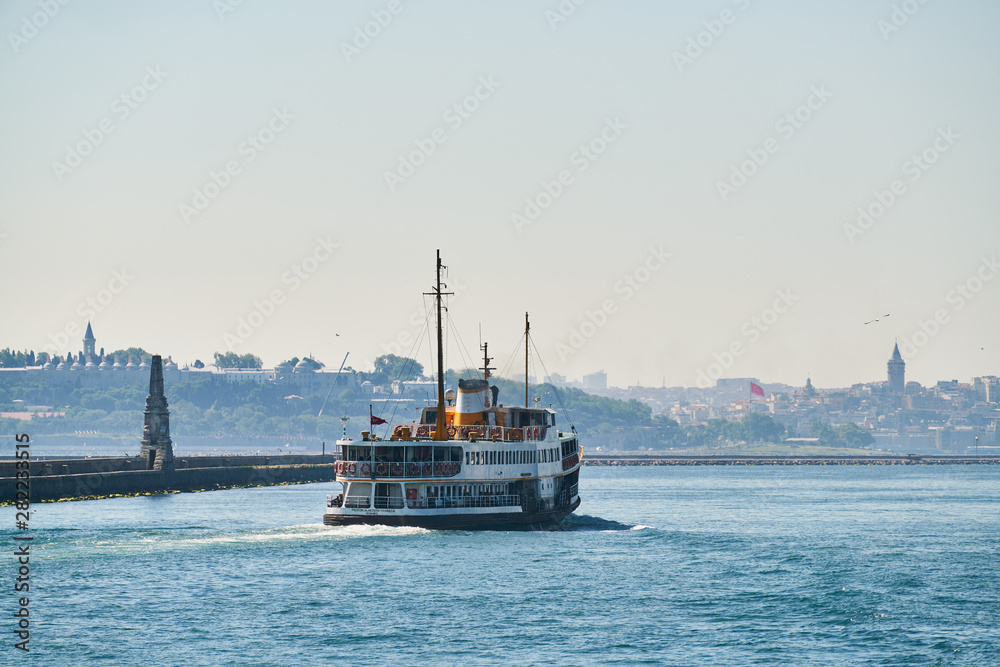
[{"xmin": 3, "ymin": 466, "xmax": 999, "ymax": 665}]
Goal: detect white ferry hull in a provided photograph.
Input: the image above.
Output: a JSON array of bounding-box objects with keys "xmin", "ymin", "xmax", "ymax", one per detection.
[{"xmin": 323, "ymin": 496, "xmax": 581, "ymax": 531}]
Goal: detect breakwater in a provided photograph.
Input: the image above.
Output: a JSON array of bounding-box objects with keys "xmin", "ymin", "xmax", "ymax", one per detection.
[
  {"xmin": 583, "ymin": 455, "xmax": 1000, "ymax": 466},
  {"xmin": 0, "ymin": 454, "xmax": 339, "ymax": 503}
]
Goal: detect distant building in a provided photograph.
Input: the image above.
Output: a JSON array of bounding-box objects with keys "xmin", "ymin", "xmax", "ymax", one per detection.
[
  {"xmin": 887, "ymin": 342, "xmax": 905, "ymax": 393},
  {"xmin": 545, "ymin": 372, "xmax": 567, "ymax": 386},
  {"xmin": 83, "ymin": 322, "xmax": 96, "ymax": 358},
  {"xmin": 582, "ymin": 370, "xmax": 607, "ymax": 391},
  {"xmin": 0, "ymin": 323, "xmax": 358, "ymax": 397}
]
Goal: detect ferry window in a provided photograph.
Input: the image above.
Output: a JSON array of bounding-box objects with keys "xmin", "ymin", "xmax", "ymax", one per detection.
[{"xmin": 465, "ymin": 452, "xmax": 469, "ymax": 465}]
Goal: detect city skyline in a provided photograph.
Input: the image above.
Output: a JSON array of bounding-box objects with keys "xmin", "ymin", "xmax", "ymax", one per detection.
[
  {"xmin": 1, "ymin": 1, "xmax": 998, "ymax": 389},
  {"xmin": 4, "ymin": 319, "xmax": 996, "ymax": 394}
]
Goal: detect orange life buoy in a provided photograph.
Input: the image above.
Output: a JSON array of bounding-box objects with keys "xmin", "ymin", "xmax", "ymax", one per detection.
[
  {"xmin": 407, "ymin": 462, "xmax": 419, "ymax": 476},
  {"xmin": 348, "ymin": 462, "xmax": 357, "ymax": 475},
  {"xmin": 447, "ymin": 426, "xmax": 457, "ymax": 438},
  {"xmin": 391, "ymin": 463, "xmax": 403, "ymax": 476},
  {"xmin": 375, "ymin": 463, "xmax": 387, "ymax": 476},
  {"xmin": 417, "ymin": 425, "xmax": 429, "ymax": 437},
  {"xmin": 360, "ymin": 462, "xmax": 371, "ymax": 475}
]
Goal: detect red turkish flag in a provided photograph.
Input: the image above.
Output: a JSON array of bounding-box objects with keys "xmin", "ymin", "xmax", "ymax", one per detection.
[
  {"xmin": 370, "ymin": 415, "xmax": 387, "ymax": 425},
  {"xmin": 750, "ymin": 382, "xmax": 765, "ymax": 397}
]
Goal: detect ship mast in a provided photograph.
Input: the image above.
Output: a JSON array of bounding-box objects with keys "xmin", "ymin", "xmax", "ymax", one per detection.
[
  {"xmin": 524, "ymin": 312, "xmax": 530, "ymax": 408},
  {"xmin": 425, "ymin": 250, "xmax": 452, "ymax": 440},
  {"xmin": 480, "ymin": 341, "xmax": 493, "ymax": 382}
]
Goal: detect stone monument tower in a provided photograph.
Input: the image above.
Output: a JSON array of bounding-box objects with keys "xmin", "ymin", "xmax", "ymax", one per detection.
[
  {"xmin": 83, "ymin": 321, "xmax": 96, "ymax": 359},
  {"xmin": 887, "ymin": 342, "xmax": 905, "ymax": 394},
  {"xmin": 139, "ymin": 355, "xmax": 174, "ymax": 470}
]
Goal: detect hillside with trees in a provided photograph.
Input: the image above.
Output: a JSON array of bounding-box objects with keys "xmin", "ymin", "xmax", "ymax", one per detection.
[{"xmin": 0, "ymin": 352, "xmax": 874, "ymax": 452}]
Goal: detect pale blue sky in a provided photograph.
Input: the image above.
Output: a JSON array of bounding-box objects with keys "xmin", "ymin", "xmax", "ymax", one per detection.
[{"xmin": 1, "ymin": 0, "xmax": 998, "ymax": 388}]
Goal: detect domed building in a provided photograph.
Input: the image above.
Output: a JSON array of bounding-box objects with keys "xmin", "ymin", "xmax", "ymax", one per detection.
[{"xmin": 293, "ymin": 359, "xmax": 315, "ymax": 373}]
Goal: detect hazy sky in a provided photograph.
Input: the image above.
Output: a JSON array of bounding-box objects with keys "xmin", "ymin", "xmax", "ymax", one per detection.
[{"xmin": 1, "ymin": 0, "xmax": 998, "ymax": 389}]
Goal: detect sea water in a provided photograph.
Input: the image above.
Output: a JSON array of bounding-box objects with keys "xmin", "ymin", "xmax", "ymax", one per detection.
[{"xmin": 2, "ymin": 466, "xmax": 998, "ymax": 665}]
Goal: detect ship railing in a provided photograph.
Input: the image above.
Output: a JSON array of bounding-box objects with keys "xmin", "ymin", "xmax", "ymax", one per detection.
[
  {"xmin": 568, "ymin": 483, "xmax": 579, "ymax": 498},
  {"xmin": 392, "ymin": 425, "xmax": 543, "ymax": 443},
  {"xmin": 562, "ymin": 452, "xmax": 580, "ymax": 471},
  {"xmin": 343, "ymin": 496, "xmax": 371, "ymax": 509},
  {"xmin": 326, "ymin": 495, "xmax": 343, "ymax": 508},
  {"xmin": 405, "ymin": 495, "xmax": 521, "ymax": 510},
  {"xmin": 373, "ymin": 495, "xmax": 405, "ymax": 509},
  {"xmin": 336, "ymin": 460, "xmax": 462, "ymax": 478}
]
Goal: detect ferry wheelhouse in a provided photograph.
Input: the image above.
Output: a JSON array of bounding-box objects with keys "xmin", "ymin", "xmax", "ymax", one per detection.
[{"xmin": 323, "ymin": 252, "xmax": 582, "ymax": 530}]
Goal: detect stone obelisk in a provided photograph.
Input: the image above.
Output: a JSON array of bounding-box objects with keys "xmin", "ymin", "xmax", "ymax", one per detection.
[{"xmin": 139, "ymin": 355, "xmax": 174, "ymax": 471}]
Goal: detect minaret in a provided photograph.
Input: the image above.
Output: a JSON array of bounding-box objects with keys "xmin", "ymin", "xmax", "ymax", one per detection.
[
  {"xmin": 887, "ymin": 342, "xmax": 905, "ymax": 393},
  {"xmin": 138, "ymin": 355, "xmax": 174, "ymax": 470},
  {"xmin": 83, "ymin": 321, "xmax": 96, "ymax": 359}
]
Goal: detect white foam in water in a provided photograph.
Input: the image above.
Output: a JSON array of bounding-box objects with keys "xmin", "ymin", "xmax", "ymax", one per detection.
[
  {"xmin": 630, "ymin": 524, "xmax": 655, "ymax": 531},
  {"xmin": 322, "ymin": 523, "xmax": 431, "ymax": 539},
  {"xmin": 60, "ymin": 523, "xmax": 432, "ymax": 557}
]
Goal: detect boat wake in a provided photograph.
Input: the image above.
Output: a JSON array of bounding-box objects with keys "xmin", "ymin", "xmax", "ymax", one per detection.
[
  {"xmin": 318, "ymin": 523, "xmax": 432, "ymax": 539},
  {"xmin": 50, "ymin": 523, "xmax": 434, "ymax": 557},
  {"xmin": 560, "ymin": 514, "xmax": 653, "ymax": 532}
]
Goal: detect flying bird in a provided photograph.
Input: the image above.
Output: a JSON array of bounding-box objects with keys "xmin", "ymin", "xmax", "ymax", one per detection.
[{"xmin": 864, "ymin": 313, "xmax": 891, "ymax": 325}]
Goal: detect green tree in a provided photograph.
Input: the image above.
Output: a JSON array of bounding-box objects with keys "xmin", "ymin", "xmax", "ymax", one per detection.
[
  {"xmin": 213, "ymin": 352, "xmax": 263, "ymax": 369},
  {"xmin": 809, "ymin": 421, "xmax": 838, "ymax": 446},
  {"xmin": 357, "ymin": 354, "xmax": 425, "ymax": 385},
  {"xmin": 740, "ymin": 413, "xmax": 786, "ymax": 443},
  {"xmin": 837, "ymin": 423, "xmax": 875, "ymax": 448},
  {"xmin": 107, "ymin": 347, "xmax": 151, "ymax": 363},
  {"xmin": 0, "ymin": 349, "xmax": 33, "ymax": 368}
]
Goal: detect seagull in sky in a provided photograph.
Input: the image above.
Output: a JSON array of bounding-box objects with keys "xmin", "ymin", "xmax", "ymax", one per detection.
[{"xmin": 864, "ymin": 313, "xmax": 891, "ymax": 325}]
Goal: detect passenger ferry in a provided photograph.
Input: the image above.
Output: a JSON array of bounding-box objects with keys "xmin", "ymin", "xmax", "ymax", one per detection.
[{"xmin": 323, "ymin": 251, "xmax": 582, "ymax": 530}]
